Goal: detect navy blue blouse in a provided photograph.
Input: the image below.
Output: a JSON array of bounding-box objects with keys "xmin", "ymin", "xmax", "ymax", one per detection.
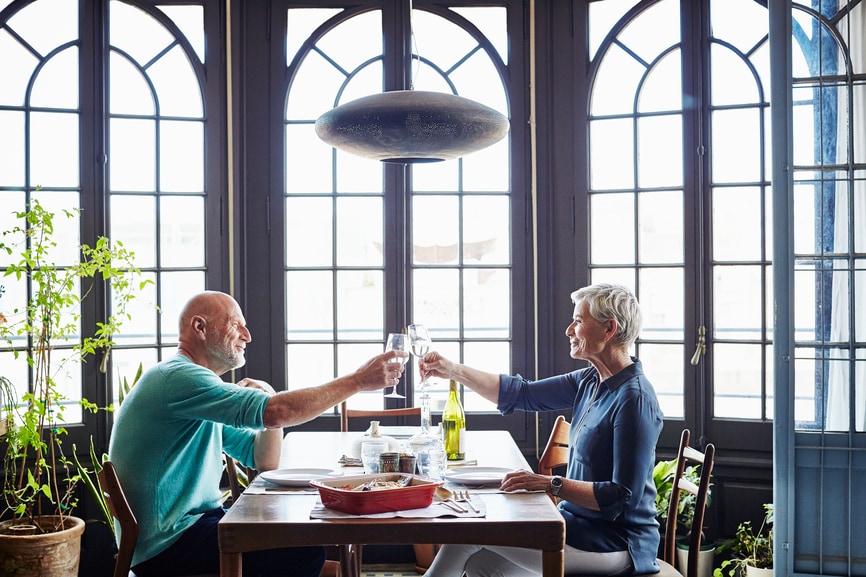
[{"xmin": 498, "ymin": 359, "xmax": 664, "ymax": 575}]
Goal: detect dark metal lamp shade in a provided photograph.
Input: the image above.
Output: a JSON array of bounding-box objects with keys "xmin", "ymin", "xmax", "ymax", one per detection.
[{"xmin": 315, "ymin": 91, "xmax": 510, "ymax": 163}]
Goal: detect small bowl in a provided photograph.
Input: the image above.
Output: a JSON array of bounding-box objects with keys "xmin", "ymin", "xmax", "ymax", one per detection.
[{"xmin": 310, "ymin": 473, "xmax": 443, "ymax": 515}]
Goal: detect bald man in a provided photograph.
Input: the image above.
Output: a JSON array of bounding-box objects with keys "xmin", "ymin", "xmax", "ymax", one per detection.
[{"xmin": 109, "ymin": 291, "xmax": 406, "ymax": 577}]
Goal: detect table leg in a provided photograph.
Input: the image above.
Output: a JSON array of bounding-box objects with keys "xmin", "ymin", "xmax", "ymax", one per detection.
[
  {"xmin": 220, "ymin": 552, "xmax": 241, "ymax": 577},
  {"xmin": 542, "ymin": 548, "xmax": 564, "ymax": 577}
]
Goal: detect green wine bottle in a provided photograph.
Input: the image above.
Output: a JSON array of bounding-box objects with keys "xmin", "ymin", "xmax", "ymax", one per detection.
[{"xmin": 442, "ymin": 380, "xmax": 466, "ymax": 460}]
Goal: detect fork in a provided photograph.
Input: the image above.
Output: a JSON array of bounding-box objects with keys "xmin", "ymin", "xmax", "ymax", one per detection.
[{"xmin": 455, "ymin": 490, "xmax": 480, "ymax": 513}]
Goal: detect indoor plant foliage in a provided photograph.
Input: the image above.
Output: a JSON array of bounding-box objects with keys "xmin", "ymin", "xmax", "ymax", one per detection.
[
  {"xmin": 0, "ymin": 199, "xmax": 144, "ymax": 535},
  {"xmin": 714, "ymin": 503, "xmax": 774, "ymax": 577}
]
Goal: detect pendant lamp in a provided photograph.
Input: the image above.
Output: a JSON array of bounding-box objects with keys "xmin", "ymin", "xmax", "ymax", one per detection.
[{"xmin": 315, "ymin": 90, "xmax": 509, "ymax": 163}]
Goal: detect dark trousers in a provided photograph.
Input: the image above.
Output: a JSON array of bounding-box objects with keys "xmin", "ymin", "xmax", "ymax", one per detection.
[{"xmin": 132, "ymin": 508, "xmax": 326, "ymax": 577}]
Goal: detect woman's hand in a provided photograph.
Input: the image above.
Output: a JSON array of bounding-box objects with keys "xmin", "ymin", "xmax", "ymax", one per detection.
[
  {"xmin": 418, "ymin": 351, "xmax": 456, "ymax": 382},
  {"xmin": 499, "ymin": 469, "xmax": 551, "ymax": 493}
]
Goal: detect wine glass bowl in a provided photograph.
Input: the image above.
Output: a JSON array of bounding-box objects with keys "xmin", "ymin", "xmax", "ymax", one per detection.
[
  {"xmin": 407, "ymin": 323, "xmax": 433, "ymax": 388},
  {"xmin": 384, "ymin": 332, "xmax": 408, "ymax": 398}
]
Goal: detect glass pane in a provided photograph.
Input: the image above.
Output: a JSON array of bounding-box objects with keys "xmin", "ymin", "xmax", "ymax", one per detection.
[
  {"xmin": 336, "ymin": 270, "xmax": 383, "ymax": 341},
  {"xmin": 110, "ymin": 51, "xmax": 155, "ymax": 115},
  {"xmin": 638, "ymin": 343, "xmax": 684, "ymax": 418},
  {"xmin": 451, "ymin": 7, "xmax": 508, "ymax": 65},
  {"xmin": 159, "ymin": 271, "xmax": 205, "ymax": 341},
  {"xmin": 713, "ymin": 187, "xmax": 764, "ymax": 260},
  {"xmin": 463, "ymin": 139, "xmax": 510, "ymax": 192},
  {"xmin": 160, "ymin": 120, "xmax": 203, "ymax": 192},
  {"xmin": 793, "ymin": 350, "xmax": 817, "ymax": 426},
  {"xmin": 30, "ymin": 46, "xmax": 78, "ymax": 109},
  {"xmin": 638, "ymin": 49, "xmax": 682, "ymax": 113},
  {"xmin": 159, "ymin": 196, "xmax": 205, "ymax": 267},
  {"xmin": 160, "ymin": 5, "xmax": 205, "ymax": 63},
  {"xmin": 638, "ymin": 190, "xmax": 683, "ymax": 264},
  {"xmin": 637, "ymin": 114, "xmax": 683, "ymax": 188},
  {"xmin": 336, "ymin": 197, "xmax": 383, "ymax": 267},
  {"xmin": 286, "ymin": 8, "xmax": 342, "ymax": 68},
  {"xmin": 792, "ymin": 86, "xmax": 817, "ymax": 167},
  {"xmin": 710, "ymin": 0, "xmax": 769, "ymax": 55},
  {"xmin": 588, "ymin": 0, "xmax": 641, "ymax": 60},
  {"xmin": 0, "ymin": 190, "xmax": 25, "ymax": 267},
  {"xmin": 590, "ymin": 118, "xmax": 635, "ymax": 189},
  {"xmin": 112, "ymin": 271, "xmax": 157, "ymax": 346},
  {"xmin": 110, "ymin": 118, "xmax": 156, "ymax": 192},
  {"xmin": 30, "ymin": 111, "xmax": 79, "ymax": 188},
  {"xmin": 413, "ymin": 196, "xmax": 459, "ymax": 265},
  {"xmin": 591, "ymin": 193, "xmax": 635, "ymax": 265},
  {"xmin": 32, "ymin": 190, "xmax": 79, "ymax": 266},
  {"xmin": 592, "ymin": 47, "xmax": 643, "ymax": 116},
  {"xmin": 337, "ymin": 343, "xmax": 384, "ymax": 380},
  {"xmin": 287, "ymin": 197, "xmax": 333, "ymax": 267},
  {"xmin": 0, "ymin": 274, "xmax": 27, "ymax": 348},
  {"xmin": 793, "ymin": 183, "xmax": 818, "ymax": 256},
  {"xmin": 335, "ymin": 150, "xmax": 384, "ymax": 193},
  {"xmin": 618, "ymin": 0, "xmax": 679, "ymax": 66},
  {"xmin": 464, "ymin": 268, "xmax": 510, "ymax": 339},
  {"xmin": 287, "ymin": 271, "xmax": 334, "ymax": 341},
  {"xmin": 713, "ymin": 265, "xmax": 763, "ymax": 340},
  {"xmin": 110, "ymin": 347, "xmax": 158, "ymax": 406},
  {"xmin": 110, "ymin": 1, "xmax": 174, "ymax": 67},
  {"xmin": 793, "ymin": 266, "xmax": 822, "ymax": 343},
  {"xmin": 413, "ymin": 161, "xmax": 458, "ymax": 192},
  {"xmin": 287, "ymin": 344, "xmax": 334, "ymax": 391},
  {"xmin": 413, "ymin": 269, "xmax": 460, "ymax": 340},
  {"xmin": 0, "ymin": 112, "xmax": 24, "ymax": 186},
  {"xmin": 286, "ymin": 124, "xmax": 333, "ymax": 194},
  {"xmin": 463, "ymin": 195, "xmax": 509, "ymax": 265},
  {"xmin": 710, "ymin": 42, "xmax": 760, "ymax": 106},
  {"xmin": 639, "ymin": 268, "xmax": 684, "ymax": 341},
  {"xmin": 462, "ymin": 341, "xmax": 507, "ymax": 411},
  {"xmin": 110, "ymin": 194, "xmax": 156, "ymax": 267},
  {"xmin": 714, "ymin": 343, "xmax": 763, "ymax": 419},
  {"xmin": 0, "ymin": 28, "xmax": 39, "ymax": 106},
  {"xmin": 7, "ymin": 0, "xmax": 77, "ymax": 57},
  {"xmin": 711, "ymin": 108, "xmax": 762, "ymax": 184}
]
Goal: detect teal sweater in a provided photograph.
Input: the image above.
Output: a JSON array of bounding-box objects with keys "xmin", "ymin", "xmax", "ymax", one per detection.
[{"xmin": 108, "ymin": 354, "xmax": 270, "ymax": 566}]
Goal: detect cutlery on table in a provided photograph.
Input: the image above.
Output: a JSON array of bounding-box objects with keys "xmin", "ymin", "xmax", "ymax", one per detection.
[
  {"xmin": 454, "ymin": 490, "xmax": 480, "ymax": 513},
  {"xmin": 435, "ymin": 487, "xmax": 468, "ymax": 513}
]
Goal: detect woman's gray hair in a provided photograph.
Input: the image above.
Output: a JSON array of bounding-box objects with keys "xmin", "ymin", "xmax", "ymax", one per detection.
[{"xmin": 570, "ymin": 283, "xmax": 642, "ymax": 347}]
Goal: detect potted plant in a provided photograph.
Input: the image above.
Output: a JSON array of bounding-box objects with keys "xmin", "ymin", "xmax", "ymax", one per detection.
[
  {"xmin": 654, "ymin": 458, "xmax": 715, "ymax": 577},
  {"xmin": 714, "ymin": 503, "xmax": 773, "ymax": 577},
  {"xmin": 0, "ymin": 198, "xmax": 144, "ymax": 576}
]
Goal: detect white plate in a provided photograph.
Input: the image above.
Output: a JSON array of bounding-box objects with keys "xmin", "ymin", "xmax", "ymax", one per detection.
[
  {"xmin": 444, "ymin": 466, "xmax": 513, "ymax": 485},
  {"xmin": 260, "ymin": 468, "xmax": 343, "ymax": 487}
]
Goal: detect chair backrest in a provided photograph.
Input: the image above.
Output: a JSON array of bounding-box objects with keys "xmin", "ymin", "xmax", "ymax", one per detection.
[
  {"xmin": 339, "ymin": 400, "xmax": 421, "ymax": 432},
  {"xmin": 224, "ymin": 454, "xmax": 257, "ymax": 504},
  {"xmin": 662, "ymin": 429, "xmax": 715, "ymax": 577},
  {"xmin": 537, "ymin": 415, "xmax": 571, "ymax": 502},
  {"xmin": 98, "ymin": 461, "xmax": 139, "ymax": 577}
]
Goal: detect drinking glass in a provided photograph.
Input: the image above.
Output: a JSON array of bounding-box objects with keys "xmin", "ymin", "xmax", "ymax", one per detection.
[
  {"xmin": 407, "ymin": 323, "xmax": 433, "ymax": 388},
  {"xmin": 384, "ymin": 332, "xmax": 408, "ymax": 398}
]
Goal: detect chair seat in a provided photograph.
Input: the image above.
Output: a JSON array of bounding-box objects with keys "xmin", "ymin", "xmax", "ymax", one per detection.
[{"xmin": 568, "ymin": 558, "xmax": 679, "ymax": 577}]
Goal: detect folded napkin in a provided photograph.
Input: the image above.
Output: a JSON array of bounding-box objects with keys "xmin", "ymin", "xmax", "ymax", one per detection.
[{"xmin": 310, "ymin": 497, "xmax": 486, "ymax": 519}]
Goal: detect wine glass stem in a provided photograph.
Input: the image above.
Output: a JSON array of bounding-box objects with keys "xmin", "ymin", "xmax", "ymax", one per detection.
[{"xmin": 420, "ymin": 387, "xmax": 432, "ymax": 432}]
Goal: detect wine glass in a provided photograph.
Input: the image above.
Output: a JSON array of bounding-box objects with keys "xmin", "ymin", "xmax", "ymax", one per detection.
[
  {"xmin": 407, "ymin": 323, "xmax": 433, "ymax": 388},
  {"xmin": 384, "ymin": 332, "xmax": 408, "ymax": 398}
]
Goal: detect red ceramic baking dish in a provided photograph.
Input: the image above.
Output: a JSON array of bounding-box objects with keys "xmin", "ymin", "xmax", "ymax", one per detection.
[{"xmin": 310, "ymin": 473, "xmax": 444, "ymax": 515}]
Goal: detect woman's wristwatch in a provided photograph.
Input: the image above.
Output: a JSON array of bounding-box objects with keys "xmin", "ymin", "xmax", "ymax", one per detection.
[{"xmin": 550, "ymin": 475, "xmax": 563, "ymax": 496}]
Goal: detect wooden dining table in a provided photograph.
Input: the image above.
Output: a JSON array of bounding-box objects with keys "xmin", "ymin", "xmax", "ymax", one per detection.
[{"xmin": 217, "ymin": 429, "xmax": 565, "ymax": 577}]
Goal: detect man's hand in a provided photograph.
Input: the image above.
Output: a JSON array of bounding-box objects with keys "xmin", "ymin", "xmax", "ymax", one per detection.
[
  {"xmin": 237, "ymin": 378, "xmax": 276, "ymax": 395},
  {"xmin": 354, "ymin": 350, "xmax": 409, "ymax": 392}
]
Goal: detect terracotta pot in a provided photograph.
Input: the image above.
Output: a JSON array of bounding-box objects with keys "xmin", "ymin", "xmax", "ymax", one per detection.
[{"xmin": 0, "ymin": 515, "xmax": 85, "ymax": 577}]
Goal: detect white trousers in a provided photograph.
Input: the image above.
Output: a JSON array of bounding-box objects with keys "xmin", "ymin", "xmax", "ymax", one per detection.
[{"xmin": 423, "ymin": 543, "xmax": 633, "ymax": 577}]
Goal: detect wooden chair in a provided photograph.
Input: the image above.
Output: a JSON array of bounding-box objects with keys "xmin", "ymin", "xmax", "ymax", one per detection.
[
  {"xmin": 339, "ymin": 400, "xmax": 433, "ymax": 575},
  {"xmin": 99, "ymin": 459, "xmax": 339, "ymax": 577},
  {"xmin": 97, "ymin": 460, "xmax": 219, "ymax": 577},
  {"xmin": 554, "ymin": 428, "xmax": 715, "ymax": 577},
  {"xmin": 537, "ymin": 415, "xmax": 571, "ymax": 503},
  {"xmin": 339, "ymin": 400, "xmax": 422, "ymax": 432}
]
